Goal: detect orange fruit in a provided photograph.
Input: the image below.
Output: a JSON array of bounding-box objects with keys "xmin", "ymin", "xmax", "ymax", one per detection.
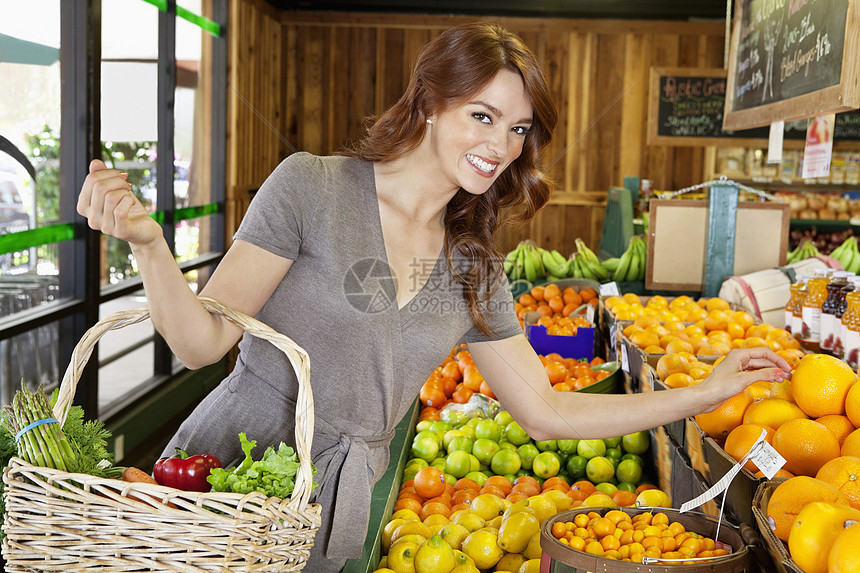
[
  {"xmin": 723, "ymin": 423, "xmax": 776, "ymax": 472},
  {"xmin": 694, "ymin": 392, "xmax": 753, "ymax": 440},
  {"xmin": 816, "ymin": 415, "xmax": 857, "ymax": 446},
  {"xmin": 777, "ymin": 348, "xmax": 806, "ymax": 370},
  {"xmin": 846, "ymin": 382, "xmax": 860, "ymax": 428},
  {"xmin": 413, "ymin": 466, "xmax": 447, "ymax": 500},
  {"xmin": 773, "ymin": 418, "xmax": 841, "ymax": 477},
  {"xmin": 842, "ymin": 429, "xmax": 860, "ymax": 458},
  {"xmin": 743, "ymin": 398, "xmax": 808, "ymax": 431},
  {"xmin": 705, "ymin": 297, "xmax": 730, "ymax": 312},
  {"xmin": 766, "ymin": 476, "xmax": 850, "ymax": 541},
  {"xmin": 788, "ymin": 501, "xmax": 860, "ymax": 573},
  {"xmin": 664, "ymin": 339, "xmax": 695, "ymax": 355},
  {"xmin": 755, "ymin": 468, "xmax": 794, "ymax": 479},
  {"xmin": 816, "ymin": 456, "xmax": 860, "ymax": 510},
  {"xmin": 630, "ymin": 330, "xmax": 660, "ymax": 350},
  {"xmin": 744, "ymin": 380, "xmax": 774, "ymax": 402},
  {"xmin": 769, "ymin": 378, "xmax": 795, "ymax": 402},
  {"xmin": 663, "ymin": 372, "xmax": 694, "ymax": 389},
  {"xmin": 655, "ymin": 353, "xmax": 690, "ymax": 379},
  {"xmin": 704, "ymin": 310, "xmax": 730, "ymax": 332},
  {"xmin": 828, "ymin": 521, "xmax": 860, "ymax": 573},
  {"xmin": 791, "ymin": 354, "xmax": 857, "ymax": 418}
]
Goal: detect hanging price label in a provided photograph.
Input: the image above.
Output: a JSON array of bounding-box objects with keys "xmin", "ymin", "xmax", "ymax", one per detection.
[{"xmin": 681, "ymin": 428, "xmax": 783, "ymax": 513}]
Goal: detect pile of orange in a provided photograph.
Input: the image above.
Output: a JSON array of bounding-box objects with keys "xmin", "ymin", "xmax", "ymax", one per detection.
[
  {"xmin": 417, "ymin": 347, "xmax": 497, "ymax": 416},
  {"xmin": 695, "ymin": 353, "xmax": 860, "ymax": 479},
  {"xmin": 616, "ymin": 295, "xmax": 803, "ymax": 360},
  {"xmin": 515, "ymin": 283, "xmax": 598, "ymax": 328},
  {"xmin": 542, "ymin": 353, "xmax": 609, "ymax": 392},
  {"xmin": 549, "ymin": 509, "xmax": 727, "ymax": 563}
]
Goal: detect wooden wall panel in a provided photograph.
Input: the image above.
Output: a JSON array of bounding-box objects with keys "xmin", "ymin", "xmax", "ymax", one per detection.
[{"xmin": 226, "ymin": 8, "xmax": 727, "ymax": 254}]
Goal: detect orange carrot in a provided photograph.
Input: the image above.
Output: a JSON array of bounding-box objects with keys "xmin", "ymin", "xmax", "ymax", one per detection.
[{"xmin": 122, "ymin": 466, "xmax": 159, "ymax": 485}]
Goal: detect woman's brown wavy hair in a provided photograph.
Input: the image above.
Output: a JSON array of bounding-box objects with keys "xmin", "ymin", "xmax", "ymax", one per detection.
[{"xmin": 341, "ymin": 22, "xmax": 558, "ymax": 335}]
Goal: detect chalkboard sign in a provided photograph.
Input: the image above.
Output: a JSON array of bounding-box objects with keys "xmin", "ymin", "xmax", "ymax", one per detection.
[
  {"xmin": 648, "ymin": 67, "xmax": 769, "ymax": 146},
  {"xmin": 723, "ymin": 0, "xmax": 860, "ymax": 129},
  {"xmin": 724, "ymin": 0, "xmax": 860, "ymax": 130}
]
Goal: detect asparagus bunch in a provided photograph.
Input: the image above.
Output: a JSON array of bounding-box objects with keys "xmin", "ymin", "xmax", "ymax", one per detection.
[{"xmin": 2, "ymin": 383, "xmax": 75, "ymax": 471}]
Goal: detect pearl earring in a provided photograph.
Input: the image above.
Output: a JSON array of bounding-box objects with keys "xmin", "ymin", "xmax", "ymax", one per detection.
[{"xmin": 426, "ymin": 119, "xmax": 432, "ymax": 125}]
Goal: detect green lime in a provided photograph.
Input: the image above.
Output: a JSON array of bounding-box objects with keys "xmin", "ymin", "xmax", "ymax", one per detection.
[
  {"xmin": 494, "ymin": 410, "xmax": 515, "ymax": 427},
  {"xmin": 558, "ymin": 439, "xmax": 580, "ymax": 455},
  {"xmin": 603, "ymin": 436, "xmax": 622, "ymax": 449},
  {"xmin": 475, "ymin": 419, "xmax": 502, "ymax": 442},
  {"xmin": 465, "ymin": 471, "xmax": 488, "ymax": 487},
  {"xmin": 416, "ymin": 420, "xmax": 434, "ymax": 433},
  {"xmin": 577, "ymin": 439, "xmax": 606, "ymax": 460},
  {"xmin": 447, "ymin": 435, "xmax": 474, "ymax": 454},
  {"xmin": 445, "ymin": 450, "xmax": 473, "ymax": 479},
  {"xmin": 491, "ymin": 449, "xmax": 522, "ymax": 475},
  {"xmin": 535, "ymin": 440, "xmax": 558, "ymax": 452},
  {"xmin": 616, "ymin": 458, "xmax": 644, "ymax": 484},
  {"xmin": 595, "ymin": 482, "xmax": 617, "ymax": 495},
  {"xmin": 532, "ymin": 451, "xmax": 561, "ymax": 479},
  {"xmin": 411, "ymin": 435, "xmax": 440, "ymax": 462},
  {"xmin": 503, "ymin": 421, "xmax": 531, "ymax": 446},
  {"xmin": 622, "ymin": 453, "xmax": 645, "ymax": 465},
  {"xmin": 621, "ymin": 431, "xmax": 650, "ymax": 455},
  {"xmin": 498, "ymin": 440, "xmax": 517, "ymax": 451},
  {"xmin": 516, "ymin": 443, "xmax": 540, "ymax": 471},
  {"xmin": 472, "ymin": 438, "xmax": 501, "ymax": 465},
  {"xmin": 565, "ymin": 455, "xmax": 588, "ymax": 480},
  {"xmin": 617, "ymin": 481, "xmax": 637, "ymax": 492}
]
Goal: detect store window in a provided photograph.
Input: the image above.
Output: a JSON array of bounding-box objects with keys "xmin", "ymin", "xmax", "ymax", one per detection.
[{"xmin": 0, "ymin": 0, "xmax": 226, "ymax": 420}]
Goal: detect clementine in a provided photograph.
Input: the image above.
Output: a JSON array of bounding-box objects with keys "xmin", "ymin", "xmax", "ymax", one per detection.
[
  {"xmin": 743, "ymin": 398, "xmax": 807, "ymax": 430},
  {"xmin": 791, "ymin": 353, "xmax": 857, "ymax": 418},
  {"xmin": 773, "ymin": 418, "xmax": 841, "ymax": 477},
  {"xmin": 413, "ymin": 466, "xmax": 447, "ymax": 500},
  {"xmin": 766, "ymin": 476, "xmax": 849, "ymax": 541},
  {"xmin": 841, "ymin": 429, "xmax": 860, "ymax": 458},
  {"xmin": 828, "ymin": 521, "xmax": 860, "ymax": 573},
  {"xmin": 816, "ymin": 455, "xmax": 860, "ymax": 510},
  {"xmin": 694, "ymin": 392, "xmax": 753, "ymax": 440},
  {"xmin": 816, "ymin": 414, "xmax": 857, "ymax": 446},
  {"xmin": 846, "ymin": 382, "xmax": 860, "ymax": 428},
  {"xmin": 723, "ymin": 423, "xmax": 775, "ymax": 472},
  {"xmin": 788, "ymin": 501, "xmax": 860, "ymax": 573}
]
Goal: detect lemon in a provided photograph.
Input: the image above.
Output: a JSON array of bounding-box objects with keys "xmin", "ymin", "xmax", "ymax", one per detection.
[
  {"xmin": 451, "ymin": 511, "xmax": 486, "ymax": 532},
  {"xmin": 438, "ymin": 523, "xmax": 470, "ymax": 551},
  {"xmin": 518, "ymin": 558, "xmax": 541, "ymax": 573},
  {"xmin": 392, "ymin": 521, "xmax": 433, "ymax": 545},
  {"xmin": 392, "ymin": 534, "xmax": 430, "ymax": 553},
  {"xmin": 461, "ymin": 529, "xmax": 504, "ymax": 570},
  {"xmin": 392, "ymin": 509, "xmax": 422, "ymax": 522},
  {"xmin": 636, "ymin": 488, "xmax": 672, "ymax": 508},
  {"xmin": 523, "ymin": 532, "xmax": 542, "ymax": 560},
  {"xmin": 423, "ymin": 513, "xmax": 450, "ymax": 530},
  {"xmin": 526, "ymin": 494, "xmax": 557, "ymax": 524},
  {"xmin": 502, "ymin": 500, "xmax": 536, "ymax": 521},
  {"xmin": 372, "ymin": 569, "xmax": 396, "ymax": 573},
  {"xmin": 413, "ymin": 534, "xmax": 456, "ymax": 573},
  {"xmin": 387, "ymin": 539, "xmax": 420, "ymax": 573},
  {"xmin": 383, "ymin": 518, "xmax": 407, "ymax": 552},
  {"xmin": 582, "ymin": 492, "xmax": 617, "ymax": 507},
  {"xmin": 496, "ymin": 552, "xmax": 526, "ymax": 572},
  {"xmin": 452, "ymin": 549, "xmax": 474, "ymax": 567},
  {"xmin": 498, "ymin": 511, "xmax": 540, "ymax": 553},
  {"xmin": 450, "ymin": 564, "xmax": 481, "ymax": 573},
  {"xmin": 540, "ymin": 489, "xmax": 573, "ymax": 512},
  {"xmin": 487, "ymin": 515, "xmax": 503, "ymax": 530},
  {"xmin": 470, "ymin": 493, "xmax": 507, "ymax": 521}
]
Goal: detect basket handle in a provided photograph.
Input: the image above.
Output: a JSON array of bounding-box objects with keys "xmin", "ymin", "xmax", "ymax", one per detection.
[{"xmin": 51, "ymin": 295, "xmax": 317, "ymax": 509}]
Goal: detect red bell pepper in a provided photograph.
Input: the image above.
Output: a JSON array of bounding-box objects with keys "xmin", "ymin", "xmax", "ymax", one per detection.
[{"xmin": 153, "ymin": 448, "xmax": 222, "ymax": 492}]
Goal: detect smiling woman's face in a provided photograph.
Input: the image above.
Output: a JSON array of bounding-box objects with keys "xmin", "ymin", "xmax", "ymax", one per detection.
[{"xmin": 426, "ymin": 69, "xmax": 534, "ymax": 195}]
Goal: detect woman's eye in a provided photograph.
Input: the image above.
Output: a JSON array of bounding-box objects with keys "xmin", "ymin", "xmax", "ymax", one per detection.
[
  {"xmin": 472, "ymin": 112, "xmax": 492, "ymax": 124},
  {"xmin": 512, "ymin": 126, "xmax": 530, "ymax": 136}
]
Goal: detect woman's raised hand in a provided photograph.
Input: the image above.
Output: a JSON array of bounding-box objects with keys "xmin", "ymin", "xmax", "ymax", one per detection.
[
  {"xmin": 77, "ymin": 159, "xmax": 163, "ymax": 247},
  {"xmin": 696, "ymin": 347, "xmax": 793, "ymax": 413}
]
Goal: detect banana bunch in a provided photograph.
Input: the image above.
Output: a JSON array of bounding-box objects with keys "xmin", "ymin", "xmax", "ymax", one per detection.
[
  {"xmin": 566, "ymin": 238, "xmax": 610, "ymax": 282},
  {"xmin": 504, "ymin": 241, "xmax": 568, "ymax": 283},
  {"xmin": 828, "ymin": 236, "xmax": 860, "ymax": 273},
  {"xmin": 786, "ymin": 239, "xmax": 821, "ymax": 265},
  {"xmin": 611, "ymin": 235, "xmax": 648, "ymax": 282}
]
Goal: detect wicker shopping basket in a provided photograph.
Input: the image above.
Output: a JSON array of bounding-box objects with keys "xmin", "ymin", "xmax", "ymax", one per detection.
[{"xmin": 1, "ymin": 296, "xmax": 322, "ymax": 572}]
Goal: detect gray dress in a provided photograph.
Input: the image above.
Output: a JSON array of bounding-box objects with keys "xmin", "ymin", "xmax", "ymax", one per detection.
[{"xmin": 163, "ymin": 152, "xmax": 523, "ymax": 570}]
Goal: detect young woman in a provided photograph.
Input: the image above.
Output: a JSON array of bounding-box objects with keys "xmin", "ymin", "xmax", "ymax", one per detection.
[{"xmin": 78, "ymin": 22, "xmax": 790, "ymax": 571}]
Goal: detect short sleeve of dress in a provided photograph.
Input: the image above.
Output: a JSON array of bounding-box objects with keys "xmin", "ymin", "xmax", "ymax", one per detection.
[
  {"xmin": 233, "ymin": 152, "xmax": 322, "ymax": 260},
  {"xmin": 458, "ymin": 272, "xmax": 523, "ymax": 344}
]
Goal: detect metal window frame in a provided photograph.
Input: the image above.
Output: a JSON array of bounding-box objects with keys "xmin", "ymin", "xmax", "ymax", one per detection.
[{"xmin": 1, "ymin": 0, "xmax": 227, "ymax": 424}]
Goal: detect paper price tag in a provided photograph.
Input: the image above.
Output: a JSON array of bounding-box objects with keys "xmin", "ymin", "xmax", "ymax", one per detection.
[
  {"xmin": 586, "ymin": 304, "xmax": 595, "ymax": 324},
  {"xmin": 600, "ymin": 282, "xmax": 620, "ymax": 297},
  {"xmin": 621, "ymin": 344, "xmax": 630, "ymax": 373},
  {"xmin": 609, "ymin": 324, "xmax": 617, "ymax": 349},
  {"xmin": 767, "ymin": 121, "xmax": 784, "ymax": 163},
  {"xmin": 680, "ymin": 429, "xmax": 769, "ymax": 514},
  {"xmin": 750, "ymin": 440, "xmax": 787, "ymax": 479}
]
